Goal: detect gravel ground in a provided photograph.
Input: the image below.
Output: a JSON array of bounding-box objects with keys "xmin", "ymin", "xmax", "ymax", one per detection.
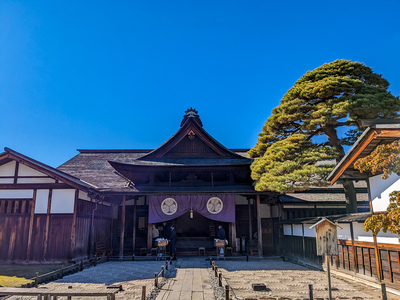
[
  {"xmin": 210, "ymin": 258, "xmax": 400, "ymax": 300},
  {"xmin": 6, "ymin": 260, "xmax": 177, "ymax": 300}
]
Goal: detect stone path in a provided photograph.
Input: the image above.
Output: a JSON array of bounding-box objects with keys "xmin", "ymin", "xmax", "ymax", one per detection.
[{"xmin": 156, "ymin": 258, "xmax": 214, "ymax": 300}]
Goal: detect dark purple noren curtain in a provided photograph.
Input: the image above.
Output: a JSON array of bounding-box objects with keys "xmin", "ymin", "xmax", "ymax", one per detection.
[{"xmin": 148, "ymin": 194, "xmax": 235, "ymax": 223}]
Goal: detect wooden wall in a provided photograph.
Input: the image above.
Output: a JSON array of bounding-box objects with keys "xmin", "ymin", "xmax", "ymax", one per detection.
[{"xmin": 0, "ymin": 197, "xmax": 112, "ymax": 262}]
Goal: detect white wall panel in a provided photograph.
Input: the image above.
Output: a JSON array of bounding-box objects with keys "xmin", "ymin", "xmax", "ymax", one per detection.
[
  {"xmin": 260, "ymin": 204, "xmax": 271, "ymax": 218},
  {"xmin": 0, "ymin": 189, "xmax": 33, "ymax": 198},
  {"xmin": 370, "ymin": 174, "xmax": 400, "ymax": 212},
  {"xmin": 51, "ymin": 189, "xmax": 75, "ymax": 213},
  {"xmin": 337, "ymin": 223, "xmax": 351, "ymax": 240},
  {"xmin": 35, "ymin": 190, "xmax": 49, "ymax": 213},
  {"xmin": 17, "ymin": 178, "xmax": 55, "ymax": 184},
  {"xmin": 235, "ymin": 195, "xmax": 248, "ymax": 205},
  {"xmin": 304, "ymin": 226, "xmax": 316, "ymax": 237},
  {"xmin": 18, "ymin": 164, "xmax": 47, "ymax": 177},
  {"xmin": 283, "ymin": 224, "xmax": 292, "ymax": 235},
  {"xmin": 0, "ymin": 178, "xmax": 14, "ymax": 183},
  {"xmin": 0, "ymin": 161, "xmax": 16, "ymax": 176},
  {"xmin": 79, "ymin": 191, "xmax": 91, "ymax": 201},
  {"xmin": 293, "ymin": 224, "xmax": 303, "ymax": 236}
]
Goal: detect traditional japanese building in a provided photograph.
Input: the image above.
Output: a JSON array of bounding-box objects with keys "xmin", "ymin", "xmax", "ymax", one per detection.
[{"xmin": 0, "ymin": 109, "xmax": 367, "ymax": 261}]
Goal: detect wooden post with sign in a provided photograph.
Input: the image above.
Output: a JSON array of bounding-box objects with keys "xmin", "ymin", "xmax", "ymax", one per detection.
[{"xmin": 310, "ymin": 218, "xmax": 341, "ymax": 300}]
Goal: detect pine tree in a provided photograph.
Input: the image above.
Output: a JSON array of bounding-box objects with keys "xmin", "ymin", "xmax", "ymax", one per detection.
[{"xmin": 249, "ymin": 59, "xmax": 400, "ymax": 213}]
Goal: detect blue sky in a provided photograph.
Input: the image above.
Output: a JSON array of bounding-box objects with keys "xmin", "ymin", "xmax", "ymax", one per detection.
[{"xmin": 1, "ymin": 1, "xmax": 399, "ymax": 167}]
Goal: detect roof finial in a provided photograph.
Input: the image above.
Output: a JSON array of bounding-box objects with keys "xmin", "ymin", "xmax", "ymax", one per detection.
[{"xmin": 185, "ymin": 107, "xmax": 198, "ymax": 116}]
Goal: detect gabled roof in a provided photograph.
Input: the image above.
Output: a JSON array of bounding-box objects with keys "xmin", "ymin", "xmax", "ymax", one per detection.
[
  {"xmin": 0, "ymin": 147, "xmax": 101, "ymax": 196},
  {"xmin": 328, "ymin": 120, "xmax": 400, "ymax": 184},
  {"xmin": 138, "ymin": 110, "xmax": 250, "ymax": 161}
]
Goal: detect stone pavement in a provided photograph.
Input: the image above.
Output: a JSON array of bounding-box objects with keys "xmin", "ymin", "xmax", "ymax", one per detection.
[{"xmin": 156, "ymin": 257, "xmax": 214, "ymax": 300}]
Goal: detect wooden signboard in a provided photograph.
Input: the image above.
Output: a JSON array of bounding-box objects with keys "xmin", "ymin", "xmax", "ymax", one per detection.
[{"xmin": 310, "ymin": 218, "xmax": 340, "ymax": 256}]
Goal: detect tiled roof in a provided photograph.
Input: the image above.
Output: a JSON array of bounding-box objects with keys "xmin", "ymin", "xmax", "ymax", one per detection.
[{"xmin": 280, "ymin": 192, "xmax": 368, "ymax": 203}]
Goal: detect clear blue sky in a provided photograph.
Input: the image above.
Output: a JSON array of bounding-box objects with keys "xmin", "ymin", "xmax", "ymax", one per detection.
[{"xmin": 1, "ymin": 1, "xmax": 399, "ymax": 167}]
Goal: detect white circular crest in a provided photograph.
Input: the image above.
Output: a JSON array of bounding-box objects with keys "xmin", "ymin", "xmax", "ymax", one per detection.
[
  {"xmin": 161, "ymin": 198, "xmax": 178, "ymax": 215},
  {"xmin": 207, "ymin": 197, "xmax": 223, "ymax": 214}
]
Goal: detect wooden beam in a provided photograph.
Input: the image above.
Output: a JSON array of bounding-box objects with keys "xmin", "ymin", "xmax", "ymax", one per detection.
[
  {"xmin": 26, "ymin": 189, "xmax": 37, "ymax": 261},
  {"xmin": 256, "ymin": 194, "xmax": 263, "ymax": 257},
  {"xmin": 70, "ymin": 189, "xmax": 79, "ymax": 260},
  {"xmin": 13, "ymin": 161, "xmax": 19, "ymax": 184},
  {"xmin": 0, "ymin": 183, "xmax": 70, "ymax": 189},
  {"xmin": 132, "ymin": 197, "xmax": 137, "ymax": 255},
  {"xmin": 43, "ymin": 189, "xmax": 53, "ymax": 261},
  {"xmin": 119, "ymin": 195, "xmax": 126, "ymax": 259}
]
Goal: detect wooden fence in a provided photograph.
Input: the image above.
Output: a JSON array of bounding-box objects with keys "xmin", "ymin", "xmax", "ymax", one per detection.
[{"xmin": 280, "ymin": 235, "xmax": 400, "ymax": 288}]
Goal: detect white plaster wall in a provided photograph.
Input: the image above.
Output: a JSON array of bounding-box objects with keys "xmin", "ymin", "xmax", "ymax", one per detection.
[
  {"xmin": 18, "ymin": 164, "xmax": 47, "ymax": 177},
  {"xmin": 283, "ymin": 224, "xmax": 292, "ymax": 235},
  {"xmin": 337, "ymin": 223, "xmax": 351, "ymax": 241},
  {"xmin": 271, "ymin": 205, "xmax": 279, "ymax": 218},
  {"xmin": 35, "ymin": 190, "xmax": 49, "ymax": 213},
  {"xmin": 0, "ymin": 189, "xmax": 33, "ymax": 198},
  {"xmin": 369, "ymin": 173, "xmax": 400, "ymax": 212},
  {"xmin": 235, "ymin": 195, "xmax": 248, "ymax": 205},
  {"xmin": 79, "ymin": 191, "xmax": 91, "ymax": 201},
  {"xmin": 0, "ymin": 178, "xmax": 14, "ymax": 184},
  {"xmin": 17, "ymin": 177, "xmax": 55, "ymax": 184},
  {"xmin": 353, "ymin": 222, "xmax": 374, "ymax": 242},
  {"xmin": 51, "ymin": 189, "xmax": 75, "ymax": 213},
  {"xmin": 304, "ymin": 226, "xmax": 316, "ymax": 237},
  {"xmin": 0, "ymin": 161, "xmax": 16, "ymax": 176},
  {"xmin": 293, "ymin": 224, "xmax": 303, "ymax": 236},
  {"xmin": 260, "ymin": 203, "xmax": 271, "ymax": 218}
]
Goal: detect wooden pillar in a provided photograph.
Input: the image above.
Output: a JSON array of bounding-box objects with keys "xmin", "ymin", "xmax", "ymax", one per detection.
[
  {"xmin": 230, "ymin": 222, "xmax": 236, "ymax": 253},
  {"xmin": 349, "ymin": 222, "xmax": 358, "ymax": 274},
  {"xmin": 42, "ymin": 189, "xmax": 52, "ymax": 261},
  {"xmin": 248, "ymin": 198, "xmax": 252, "ymax": 243},
  {"xmin": 70, "ymin": 189, "xmax": 79, "ymax": 260},
  {"xmin": 256, "ymin": 194, "xmax": 263, "ymax": 257},
  {"xmin": 373, "ymin": 235, "xmax": 382, "ymax": 282},
  {"xmin": 302, "ymin": 223, "xmax": 305, "ymax": 259},
  {"xmin": 147, "ymin": 223, "xmax": 152, "ymax": 253},
  {"xmin": 132, "ymin": 197, "xmax": 137, "ymax": 255},
  {"xmin": 119, "ymin": 195, "xmax": 126, "ymax": 259},
  {"xmin": 26, "ymin": 189, "xmax": 37, "ymax": 261}
]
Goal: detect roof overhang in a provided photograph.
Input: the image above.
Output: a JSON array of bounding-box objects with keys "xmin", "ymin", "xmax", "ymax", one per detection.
[{"xmin": 328, "ymin": 120, "xmax": 400, "ymax": 184}]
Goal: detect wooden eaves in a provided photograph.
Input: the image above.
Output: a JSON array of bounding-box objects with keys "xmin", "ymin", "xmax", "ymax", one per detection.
[{"xmin": 327, "ymin": 120, "xmax": 400, "ymax": 185}]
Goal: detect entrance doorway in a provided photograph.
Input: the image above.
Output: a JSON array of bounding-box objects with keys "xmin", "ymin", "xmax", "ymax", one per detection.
[{"xmin": 168, "ymin": 210, "xmax": 229, "ymax": 255}]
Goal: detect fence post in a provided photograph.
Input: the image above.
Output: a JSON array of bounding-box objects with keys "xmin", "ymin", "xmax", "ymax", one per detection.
[
  {"xmin": 165, "ymin": 260, "xmax": 168, "ymax": 270},
  {"xmin": 155, "ymin": 272, "xmax": 158, "ymax": 287},
  {"xmin": 60, "ymin": 265, "xmax": 64, "ymax": 279},
  {"xmin": 309, "ymin": 284, "xmax": 313, "ymax": 300},
  {"xmin": 161, "ymin": 266, "xmax": 165, "ymax": 277},
  {"xmin": 225, "ymin": 285, "xmax": 229, "ymax": 300},
  {"xmin": 215, "ymin": 266, "xmax": 218, "ymax": 278},
  {"xmin": 141, "ymin": 286, "xmax": 146, "ymax": 300},
  {"xmin": 212, "ymin": 261, "xmax": 215, "ymax": 270},
  {"xmin": 35, "ymin": 272, "xmax": 39, "ymax": 288},
  {"xmin": 246, "ymin": 255, "xmax": 249, "ymax": 262},
  {"xmin": 381, "ymin": 283, "xmax": 388, "ymax": 300},
  {"xmin": 219, "ymin": 273, "xmax": 222, "ymax": 287}
]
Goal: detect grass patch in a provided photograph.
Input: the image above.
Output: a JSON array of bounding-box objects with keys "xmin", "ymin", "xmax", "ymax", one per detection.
[{"xmin": 0, "ymin": 275, "xmax": 32, "ymax": 287}]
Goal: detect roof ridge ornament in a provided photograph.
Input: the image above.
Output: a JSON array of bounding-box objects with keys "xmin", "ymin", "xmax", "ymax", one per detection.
[
  {"xmin": 185, "ymin": 107, "xmax": 198, "ymax": 116},
  {"xmin": 181, "ymin": 107, "xmax": 203, "ymax": 127}
]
